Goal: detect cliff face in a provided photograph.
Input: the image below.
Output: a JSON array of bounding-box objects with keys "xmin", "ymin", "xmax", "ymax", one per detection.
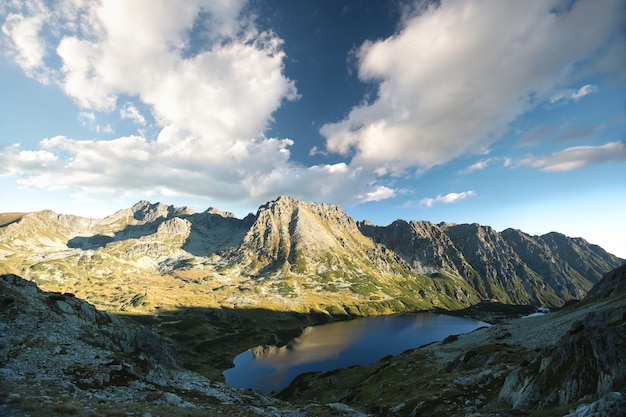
[
  {"xmin": 0, "ymin": 197, "xmax": 623, "ymax": 314},
  {"xmin": 359, "ymin": 219, "xmax": 623, "ymax": 307}
]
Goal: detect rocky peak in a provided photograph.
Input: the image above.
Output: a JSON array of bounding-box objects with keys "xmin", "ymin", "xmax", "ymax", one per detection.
[
  {"xmin": 130, "ymin": 200, "xmax": 175, "ymax": 222},
  {"xmin": 246, "ymin": 197, "xmax": 361, "ymax": 253},
  {"xmin": 237, "ymin": 197, "xmax": 392, "ymax": 277},
  {"xmin": 173, "ymin": 205, "xmax": 195, "ymax": 216},
  {"xmin": 204, "ymin": 207, "xmax": 236, "ymax": 218},
  {"xmin": 155, "ymin": 217, "xmax": 192, "ymax": 240}
]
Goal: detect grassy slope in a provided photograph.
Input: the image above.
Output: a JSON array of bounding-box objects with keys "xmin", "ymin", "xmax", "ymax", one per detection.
[{"xmin": 0, "ymin": 213, "xmax": 26, "ymax": 228}]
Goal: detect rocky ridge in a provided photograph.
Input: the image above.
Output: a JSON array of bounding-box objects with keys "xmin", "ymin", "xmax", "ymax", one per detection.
[
  {"xmin": 359, "ymin": 218, "xmax": 622, "ymax": 306},
  {"xmin": 0, "ymin": 273, "xmax": 365, "ymax": 416},
  {"xmin": 0, "ymin": 197, "xmax": 622, "ymax": 316}
]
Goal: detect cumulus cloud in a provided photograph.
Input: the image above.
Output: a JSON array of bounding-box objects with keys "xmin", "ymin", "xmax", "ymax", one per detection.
[
  {"xmin": 358, "ymin": 186, "xmax": 396, "ymax": 203},
  {"xmin": 320, "ymin": 0, "xmax": 624, "ymax": 174},
  {"xmin": 1, "ymin": 11, "xmax": 46, "ymax": 77},
  {"xmin": 0, "ymin": 0, "xmax": 392, "ymax": 206},
  {"xmin": 518, "ymin": 141, "xmax": 626, "ymax": 172},
  {"xmin": 1, "ymin": 0, "xmax": 624, "ymax": 210},
  {"xmin": 0, "ymin": 144, "xmax": 59, "ymax": 175},
  {"xmin": 419, "ymin": 191, "xmax": 476, "ymax": 208}
]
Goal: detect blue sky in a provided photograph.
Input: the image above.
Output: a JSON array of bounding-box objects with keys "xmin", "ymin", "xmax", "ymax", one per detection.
[{"xmin": 1, "ymin": 0, "xmax": 625, "ymax": 257}]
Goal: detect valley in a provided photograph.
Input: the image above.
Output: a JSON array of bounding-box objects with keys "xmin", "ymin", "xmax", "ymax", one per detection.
[{"xmin": 1, "ymin": 196, "xmax": 625, "ymax": 416}]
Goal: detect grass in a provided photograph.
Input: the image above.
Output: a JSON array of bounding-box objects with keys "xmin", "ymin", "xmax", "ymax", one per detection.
[{"xmin": 0, "ymin": 212, "xmax": 26, "ymax": 228}]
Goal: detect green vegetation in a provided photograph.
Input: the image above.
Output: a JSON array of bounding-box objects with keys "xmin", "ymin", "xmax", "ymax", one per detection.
[
  {"xmin": 274, "ymin": 280, "xmax": 296, "ymax": 297},
  {"xmin": 290, "ymin": 250, "xmax": 307, "ymax": 273}
]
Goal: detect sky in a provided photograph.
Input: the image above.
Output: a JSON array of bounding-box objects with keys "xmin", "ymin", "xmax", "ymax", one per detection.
[{"xmin": 1, "ymin": 0, "xmax": 625, "ymax": 258}]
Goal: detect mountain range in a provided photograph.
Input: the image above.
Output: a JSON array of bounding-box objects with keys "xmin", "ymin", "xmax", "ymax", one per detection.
[
  {"xmin": 0, "ymin": 196, "xmax": 622, "ymax": 315},
  {"xmin": 1, "ymin": 196, "xmax": 625, "ymax": 416}
]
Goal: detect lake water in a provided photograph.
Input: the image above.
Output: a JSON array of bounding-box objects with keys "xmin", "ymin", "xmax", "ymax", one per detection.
[{"xmin": 223, "ymin": 313, "xmax": 488, "ymax": 391}]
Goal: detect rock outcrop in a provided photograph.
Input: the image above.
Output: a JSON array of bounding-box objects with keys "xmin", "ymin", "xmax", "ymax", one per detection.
[
  {"xmin": 360, "ymin": 219, "xmax": 623, "ymax": 306},
  {"xmin": 0, "ymin": 274, "xmax": 365, "ymax": 416},
  {"xmin": 0, "ymin": 197, "xmax": 623, "ymax": 315},
  {"xmin": 499, "ymin": 263, "xmax": 626, "ymax": 411}
]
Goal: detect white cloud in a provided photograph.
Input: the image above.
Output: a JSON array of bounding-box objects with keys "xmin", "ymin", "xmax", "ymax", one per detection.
[
  {"xmin": 1, "ymin": 11, "xmax": 47, "ymax": 80},
  {"xmin": 358, "ymin": 186, "xmax": 396, "ymax": 203},
  {"xmin": 320, "ymin": 0, "xmax": 624, "ymax": 174},
  {"xmin": 1, "ymin": 0, "xmax": 298, "ymax": 140},
  {"xmin": 120, "ymin": 103, "xmax": 146, "ymax": 125},
  {"xmin": 241, "ymin": 161, "xmax": 398, "ymax": 206},
  {"xmin": 518, "ymin": 141, "xmax": 626, "ymax": 172},
  {"xmin": 3, "ymin": 0, "xmax": 621, "ymax": 211},
  {"xmin": 458, "ymin": 158, "xmax": 494, "ymax": 175},
  {"xmin": 0, "ymin": 144, "xmax": 59, "ymax": 175},
  {"xmin": 549, "ymin": 84, "xmax": 598, "ymax": 103},
  {"xmin": 420, "ymin": 191, "xmax": 476, "ymax": 208},
  {"xmin": 1, "ymin": 1, "xmax": 389, "ymax": 207}
]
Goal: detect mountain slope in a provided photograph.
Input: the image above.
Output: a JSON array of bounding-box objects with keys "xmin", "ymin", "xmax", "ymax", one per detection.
[
  {"xmin": 0, "ymin": 197, "xmax": 623, "ymax": 315},
  {"xmin": 359, "ymin": 219, "xmax": 623, "ymax": 307},
  {"xmin": 279, "ymin": 264, "xmax": 626, "ymax": 416},
  {"xmin": 0, "ymin": 273, "xmax": 359, "ymax": 416}
]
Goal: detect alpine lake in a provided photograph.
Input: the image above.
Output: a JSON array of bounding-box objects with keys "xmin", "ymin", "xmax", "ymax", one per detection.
[{"xmin": 224, "ymin": 313, "xmax": 489, "ymax": 391}]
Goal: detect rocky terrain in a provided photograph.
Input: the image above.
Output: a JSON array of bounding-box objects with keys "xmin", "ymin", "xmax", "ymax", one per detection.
[
  {"xmin": 2, "ymin": 265, "xmax": 625, "ymax": 416},
  {"xmin": 0, "ymin": 273, "xmax": 365, "ymax": 416},
  {"xmin": 0, "ymin": 196, "xmax": 624, "ymax": 416},
  {"xmin": 0, "ymin": 197, "xmax": 622, "ymax": 316},
  {"xmin": 279, "ymin": 264, "xmax": 626, "ymax": 416}
]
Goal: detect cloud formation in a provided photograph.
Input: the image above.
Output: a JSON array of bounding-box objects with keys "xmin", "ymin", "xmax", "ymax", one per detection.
[
  {"xmin": 0, "ymin": 0, "xmax": 391, "ymax": 206},
  {"xmin": 420, "ymin": 191, "xmax": 476, "ymax": 208},
  {"xmin": 120, "ymin": 104, "xmax": 147, "ymax": 126},
  {"xmin": 0, "ymin": 0, "xmax": 624, "ymax": 211},
  {"xmin": 518, "ymin": 142, "xmax": 626, "ymax": 172},
  {"xmin": 1, "ymin": 10, "xmax": 47, "ymax": 80},
  {"xmin": 320, "ymin": 0, "xmax": 624, "ymax": 174},
  {"xmin": 549, "ymin": 84, "xmax": 598, "ymax": 103},
  {"xmin": 458, "ymin": 158, "xmax": 497, "ymax": 175}
]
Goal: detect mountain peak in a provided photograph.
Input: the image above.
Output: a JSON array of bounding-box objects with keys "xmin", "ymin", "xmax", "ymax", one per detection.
[
  {"xmin": 259, "ymin": 195, "xmax": 299, "ymax": 211},
  {"xmin": 1, "ymin": 196, "xmax": 623, "ymax": 311},
  {"xmin": 204, "ymin": 207, "xmax": 236, "ymax": 218},
  {"xmin": 129, "ymin": 201, "xmax": 194, "ymax": 222}
]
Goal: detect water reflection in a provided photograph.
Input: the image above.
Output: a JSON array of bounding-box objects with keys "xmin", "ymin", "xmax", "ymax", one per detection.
[{"xmin": 224, "ymin": 313, "xmax": 488, "ymax": 391}]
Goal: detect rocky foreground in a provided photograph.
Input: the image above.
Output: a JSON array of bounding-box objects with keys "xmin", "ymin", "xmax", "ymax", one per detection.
[
  {"xmin": 2, "ymin": 264, "xmax": 626, "ymax": 416},
  {"xmin": 0, "ymin": 274, "xmax": 365, "ymax": 416}
]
